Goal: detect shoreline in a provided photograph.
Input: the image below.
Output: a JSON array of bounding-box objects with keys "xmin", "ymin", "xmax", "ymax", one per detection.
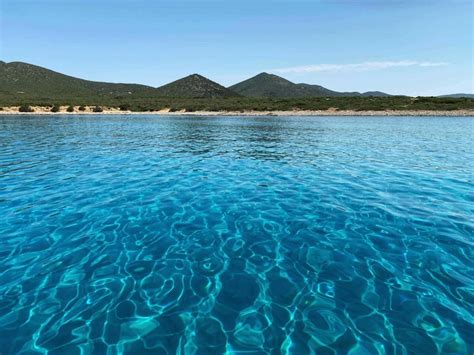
[{"xmin": 0, "ymin": 107, "xmax": 473, "ymax": 117}]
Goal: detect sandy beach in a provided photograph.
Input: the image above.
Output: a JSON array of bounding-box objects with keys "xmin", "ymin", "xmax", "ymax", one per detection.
[{"xmin": 1, "ymin": 106, "xmax": 473, "ymax": 117}]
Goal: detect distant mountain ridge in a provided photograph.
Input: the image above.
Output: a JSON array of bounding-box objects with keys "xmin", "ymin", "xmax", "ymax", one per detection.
[
  {"xmin": 0, "ymin": 62, "xmax": 237, "ymax": 99},
  {"xmin": 0, "ymin": 61, "xmax": 471, "ymax": 101},
  {"xmin": 229, "ymin": 72, "xmax": 392, "ymax": 98}
]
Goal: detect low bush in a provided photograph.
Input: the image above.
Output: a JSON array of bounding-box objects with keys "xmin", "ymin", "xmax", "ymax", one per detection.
[
  {"xmin": 51, "ymin": 105, "xmax": 60, "ymax": 112},
  {"xmin": 19, "ymin": 105, "xmax": 34, "ymax": 113},
  {"xmin": 92, "ymin": 106, "xmax": 103, "ymax": 113},
  {"xmin": 67, "ymin": 105, "xmax": 74, "ymax": 112},
  {"xmin": 119, "ymin": 104, "xmax": 131, "ymax": 111},
  {"xmin": 78, "ymin": 106, "xmax": 86, "ymax": 111}
]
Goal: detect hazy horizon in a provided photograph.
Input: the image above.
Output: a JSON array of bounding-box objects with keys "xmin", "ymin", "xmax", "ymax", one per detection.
[{"xmin": 1, "ymin": 0, "xmax": 472, "ymax": 96}]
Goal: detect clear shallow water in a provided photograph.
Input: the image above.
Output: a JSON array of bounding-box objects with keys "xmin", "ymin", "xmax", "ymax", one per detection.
[{"xmin": 0, "ymin": 115, "xmax": 473, "ymax": 354}]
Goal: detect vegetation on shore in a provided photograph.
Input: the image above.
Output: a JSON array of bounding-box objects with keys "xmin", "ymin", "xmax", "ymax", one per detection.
[
  {"xmin": 18, "ymin": 104, "xmax": 34, "ymax": 112},
  {"xmin": 3, "ymin": 96, "xmax": 473, "ymax": 113}
]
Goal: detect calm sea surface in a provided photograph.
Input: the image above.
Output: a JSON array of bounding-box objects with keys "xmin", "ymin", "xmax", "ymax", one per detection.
[{"xmin": 0, "ymin": 115, "xmax": 473, "ymax": 354}]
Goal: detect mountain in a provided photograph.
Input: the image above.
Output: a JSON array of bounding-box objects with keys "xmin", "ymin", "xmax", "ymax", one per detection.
[
  {"xmin": 155, "ymin": 74, "xmax": 240, "ymax": 98},
  {"xmin": 229, "ymin": 72, "xmax": 391, "ymax": 98},
  {"xmin": 438, "ymin": 93, "xmax": 474, "ymax": 99},
  {"xmin": 228, "ymin": 73, "xmax": 334, "ymax": 98},
  {"xmin": 361, "ymin": 91, "xmax": 392, "ymax": 97},
  {"xmin": 2, "ymin": 61, "xmax": 469, "ymax": 103},
  {"xmin": 0, "ymin": 61, "xmax": 158, "ymax": 99}
]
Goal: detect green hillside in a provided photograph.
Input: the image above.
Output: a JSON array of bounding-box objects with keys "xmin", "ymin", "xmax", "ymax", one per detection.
[
  {"xmin": 155, "ymin": 74, "xmax": 240, "ymax": 98},
  {"xmin": 229, "ymin": 72, "xmax": 391, "ymax": 98},
  {"xmin": 0, "ymin": 61, "xmax": 158, "ymax": 101}
]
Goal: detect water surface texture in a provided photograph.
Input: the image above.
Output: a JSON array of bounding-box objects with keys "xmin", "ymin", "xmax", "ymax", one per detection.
[{"xmin": 0, "ymin": 115, "xmax": 473, "ymax": 354}]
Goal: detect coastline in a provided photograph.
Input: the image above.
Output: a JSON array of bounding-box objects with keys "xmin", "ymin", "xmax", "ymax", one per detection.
[{"xmin": 1, "ymin": 106, "xmax": 473, "ymax": 117}]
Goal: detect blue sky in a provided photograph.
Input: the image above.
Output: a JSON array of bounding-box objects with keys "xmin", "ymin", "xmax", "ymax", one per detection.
[{"xmin": 1, "ymin": 0, "xmax": 472, "ymax": 95}]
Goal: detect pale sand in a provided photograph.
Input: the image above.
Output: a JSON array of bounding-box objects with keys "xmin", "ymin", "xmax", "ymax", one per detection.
[{"xmin": 1, "ymin": 106, "xmax": 473, "ymax": 117}]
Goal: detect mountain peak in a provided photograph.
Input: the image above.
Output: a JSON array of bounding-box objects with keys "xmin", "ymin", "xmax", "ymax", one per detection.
[
  {"xmin": 156, "ymin": 74, "xmax": 240, "ymax": 98},
  {"xmin": 230, "ymin": 72, "xmax": 323, "ymax": 98},
  {"xmin": 253, "ymin": 72, "xmax": 286, "ymax": 79},
  {"xmin": 187, "ymin": 73, "xmax": 206, "ymax": 79}
]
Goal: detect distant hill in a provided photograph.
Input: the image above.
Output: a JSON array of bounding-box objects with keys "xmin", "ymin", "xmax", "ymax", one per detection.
[
  {"xmin": 228, "ymin": 73, "xmax": 335, "ymax": 98},
  {"xmin": 229, "ymin": 72, "xmax": 391, "ymax": 98},
  {"xmin": 0, "ymin": 61, "xmax": 158, "ymax": 99},
  {"xmin": 0, "ymin": 61, "xmax": 471, "ymax": 105},
  {"xmin": 438, "ymin": 93, "xmax": 474, "ymax": 99},
  {"xmin": 156, "ymin": 74, "xmax": 240, "ymax": 98},
  {"xmin": 361, "ymin": 91, "xmax": 391, "ymax": 97}
]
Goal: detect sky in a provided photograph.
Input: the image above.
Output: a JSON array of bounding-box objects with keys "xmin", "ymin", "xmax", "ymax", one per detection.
[{"xmin": 0, "ymin": 0, "xmax": 472, "ymax": 96}]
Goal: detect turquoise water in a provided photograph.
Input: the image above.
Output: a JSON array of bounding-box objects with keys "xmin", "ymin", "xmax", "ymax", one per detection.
[{"xmin": 0, "ymin": 115, "xmax": 473, "ymax": 354}]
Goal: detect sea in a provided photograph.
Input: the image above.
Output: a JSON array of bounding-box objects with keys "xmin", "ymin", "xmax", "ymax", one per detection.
[{"xmin": 0, "ymin": 115, "xmax": 472, "ymax": 354}]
